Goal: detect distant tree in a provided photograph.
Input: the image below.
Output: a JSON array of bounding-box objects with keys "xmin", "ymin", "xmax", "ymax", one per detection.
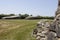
[
  {"xmin": 24, "ymin": 14, "xmax": 29, "ymax": 17},
  {"xmin": 30, "ymin": 15, "xmax": 33, "ymax": 16},
  {"xmin": 19, "ymin": 14, "xmax": 21, "ymax": 17},
  {"xmin": 19, "ymin": 14, "xmax": 29, "ymax": 19},
  {"xmin": 9, "ymin": 14, "xmax": 15, "ymax": 16},
  {"xmin": 0, "ymin": 14, "xmax": 8, "ymax": 19}
]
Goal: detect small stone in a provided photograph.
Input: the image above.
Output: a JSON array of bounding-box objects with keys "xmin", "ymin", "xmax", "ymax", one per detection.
[
  {"xmin": 33, "ymin": 28, "xmax": 38, "ymax": 35},
  {"xmin": 36, "ymin": 36, "xmax": 40, "ymax": 40}
]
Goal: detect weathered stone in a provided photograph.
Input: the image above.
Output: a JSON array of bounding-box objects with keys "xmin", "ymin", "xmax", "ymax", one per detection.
[
  {"xmin": 54, "ymin": 14, "xmax": 60, "ymax": 38},
  {"xmin": 33, "ymin": 28, "xmax": 38, "ymax": 35},
  {"xmin": 47, "ymin": 31, "xmax": 57, "ymax": 40},
  {"xmin": 55, "ymin": 0, "xmax": 60, "ymax": 16},
  {"xmin": 49, "ymin": 22, "xmax": 56, "ymax": 32}
]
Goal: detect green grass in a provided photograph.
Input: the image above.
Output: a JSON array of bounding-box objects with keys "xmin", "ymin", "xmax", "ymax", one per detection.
[{"xmin": 0, "ymin": 20, "xmax": 40, "ymax": 40}]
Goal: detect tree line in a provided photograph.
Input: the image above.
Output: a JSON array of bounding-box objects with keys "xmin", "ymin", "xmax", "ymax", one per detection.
[{"xmin": 0, "ymin": 14, "xmax": 54, "ymax": 19}]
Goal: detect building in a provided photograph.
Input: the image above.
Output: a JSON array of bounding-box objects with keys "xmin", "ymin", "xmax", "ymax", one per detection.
[{"xmin": 2, "ymin": 16, "xmax": 19, "ymax": 19}]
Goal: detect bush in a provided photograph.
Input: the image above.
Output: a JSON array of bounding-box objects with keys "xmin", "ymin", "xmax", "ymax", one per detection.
[
  {"xmin": 25, "ymin": 16, "xmax": 54, "ymax": 20},
  {"xmin": 19, "ymin": 14, "xmax": 29, "ymax": 19}
]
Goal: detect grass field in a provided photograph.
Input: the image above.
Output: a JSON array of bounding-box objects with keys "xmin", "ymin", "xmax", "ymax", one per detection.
[{"xmin": 0, "ymin": 20, "xmax": 40, "ymax": 40}]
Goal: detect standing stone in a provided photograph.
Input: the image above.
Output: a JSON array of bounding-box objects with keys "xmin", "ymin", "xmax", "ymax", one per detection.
[
  {"xmin": 55, "ymin": 0, "xmax": 60, "ymax": 16},
  {"xmin": 55, "ymin": 14, "xmax": 60, "ymax": 38},
  {"xmin": 55, "ymin": 0, "xmax": 60, "ymax": 38},
  {"xmin": 47, "ymin": 0, "xmax": 60, "ymax": 40}
]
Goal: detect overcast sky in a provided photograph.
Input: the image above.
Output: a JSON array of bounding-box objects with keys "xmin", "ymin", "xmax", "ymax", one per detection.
[{"xmin": 0, "ymin": 0, "xmax": 58, "ymax": 16}]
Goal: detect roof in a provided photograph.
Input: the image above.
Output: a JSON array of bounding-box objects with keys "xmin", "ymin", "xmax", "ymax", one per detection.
[{"xmin": 2, "ymin": 16, "xmax": 19, "ymax": 19}]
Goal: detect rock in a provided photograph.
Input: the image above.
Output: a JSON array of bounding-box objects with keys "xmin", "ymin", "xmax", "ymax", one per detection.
[
  {"xmin": 49, "ymin": 22, "xmax": 56, "ymax": 32},
  {"xmin": 47, "ymin": 31, "xmax": 57, "ymax": 40},
  {"xmin": 33, "ymin": 28, "xmax": 38, "ymax": 35},
  {"xmin": 36, "ymin": 36, "xmax": 40, "ymax": 40},
  {"xmin": 54, "ymin": 14, "xmax": 60, "ymax": 38},
  {"xmin": 33, "ymin": 20, "xmax": 50, "ymax": 40}
]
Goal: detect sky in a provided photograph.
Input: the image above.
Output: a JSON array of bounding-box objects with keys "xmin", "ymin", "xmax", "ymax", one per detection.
[{"xmin": 0, "ymin": 0, "xmax": 58, "ymax": 16}]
